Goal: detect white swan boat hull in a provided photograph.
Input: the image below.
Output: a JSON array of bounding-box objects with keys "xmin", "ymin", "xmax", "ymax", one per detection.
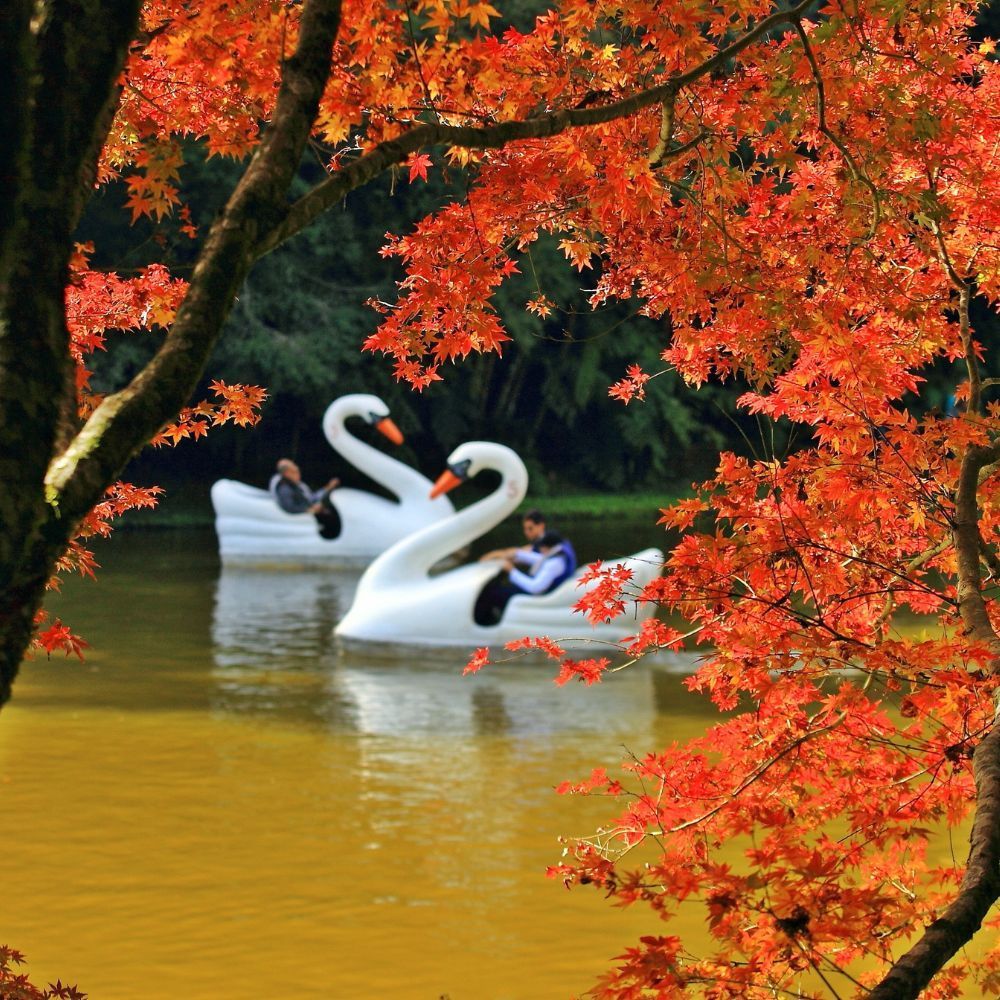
[
  {"xmin": 212, "ymin": 480, "xmax": 449, "ymax": 567},
  {"xmin": 336, "ymin": 547, "xmax": 665, "ymax": 653}
]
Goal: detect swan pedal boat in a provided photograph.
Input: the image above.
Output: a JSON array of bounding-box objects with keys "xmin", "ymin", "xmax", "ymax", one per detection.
[
  {"xmin": 211, "ymin": 393, "xmax": 454, "ymax": 567},
  {"xmin": 335, "ymin": 441, "xmax": 664, "ymax": 653}
]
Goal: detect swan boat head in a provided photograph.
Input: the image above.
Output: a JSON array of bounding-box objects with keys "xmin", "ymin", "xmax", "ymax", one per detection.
[{"xmin": 320, "ymin": 393, "xmax": 403, "ymax": 449}]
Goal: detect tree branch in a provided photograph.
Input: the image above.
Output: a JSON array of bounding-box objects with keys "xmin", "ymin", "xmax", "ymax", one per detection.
[
  {"xmin": 980, "ymin": 532, "xmax": 1000, "ymax": 583},
  {"xmin": 260, "ymin": 0, "xmax": 817, "ymax": 254},
  {"xmin": 31, "ymin": 0, "xmax": 144, "ymax": 241},
  {"xmin": 0, "ymin": 0, "xmax": 142, "ymax": 575},
  {"xmin": 47, "ymin": 0, "xmax": 345, "ymax": 528},
  {"xmin": 876, "ymin": 535, "xmax": 953, "ymax": 628},
  {"xmin": 647, "ymin": 88, "xmax": 678, "ymax": 168},
  {"xmin": 867, "ymin": 723, "xmax": 1000, "ymax": 999},
  {"xmin": 869, "ymin": 280, "xmax": 1000, "ymax": 998},
  {"xmin": 979, "ymin": 456, "xmax": 1000, "ymax": 488},
  {"xmin": 952, "ymin": 439, "xmax": 1000, "ymax": 664},
  {"xmin": 0, "ymin": 0, "xmax": 34, "ymax": 287},
  {"xmin": 794, "ymin": 20, "xmax": 882, "ymax": 240}
]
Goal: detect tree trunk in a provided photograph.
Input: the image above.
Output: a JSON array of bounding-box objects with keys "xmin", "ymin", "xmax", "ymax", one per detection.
[{"xmin": 0, "ymin": 518, "xmax": 65, "ymax": 705}]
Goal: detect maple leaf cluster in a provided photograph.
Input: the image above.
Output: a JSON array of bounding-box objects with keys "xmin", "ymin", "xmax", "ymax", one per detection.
[
  {"xmin": 66, "ymin": 245, "xmax": 188, "ymax": 411},
  {"xmin": 608, "ymin": 364, "xmax": 652, "ymax": 405},
  {"xmin": 548, "ymin": 670, "xmax": 1000, "ymax": 997},
  {"xmin": 29, "ymin": 0, "xmax": 1000, "ymax": 991},
  {"xmin": 503, "ymin": 635, "xmax": 613, "ymax": 685},
  {"xmin": 0, "ymin": 946, "xmax": 86, "ymax": 1000},
  {"xmin": 151, "ymin": 380, "xmax": 267, "ymax": 447},
  {"xmin": 400, "ymin": 0, "xmax": 1000, "ymax": 992}
]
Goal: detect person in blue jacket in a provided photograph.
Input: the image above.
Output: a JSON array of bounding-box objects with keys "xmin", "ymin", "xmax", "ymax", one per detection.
[
  {"xmin": 500, "ymin": 532, "xmax": 573, "ymax": 592},
  {"xmin": 475, "ymin": 511, "xmax": 577, "ymax": 625}
]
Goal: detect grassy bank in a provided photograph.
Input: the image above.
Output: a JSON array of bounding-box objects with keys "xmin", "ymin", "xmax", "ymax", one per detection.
[
  {"xmin": 117, "ymin": 483, "xmax": 687, "ymax": 529},
  {"xmin": 521, "ymin": 491, "xmax": 682, "ymax": 519}
]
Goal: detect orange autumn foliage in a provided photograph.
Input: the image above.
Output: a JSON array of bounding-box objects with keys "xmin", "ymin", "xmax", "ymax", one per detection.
[{"xmin": 13, "ymin": 0, "xmax": 1000, "ymax": 994}]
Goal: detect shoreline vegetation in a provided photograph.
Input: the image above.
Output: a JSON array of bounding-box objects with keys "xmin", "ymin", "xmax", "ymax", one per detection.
[{"xmin": 121, "ymin": 483, "xmax": 687, "ymax": 529}]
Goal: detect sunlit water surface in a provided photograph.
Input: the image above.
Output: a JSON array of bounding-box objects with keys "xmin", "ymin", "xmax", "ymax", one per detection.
[{"xmin": 2, "ymin": 524, "xmax": 726, "ymax": 998}]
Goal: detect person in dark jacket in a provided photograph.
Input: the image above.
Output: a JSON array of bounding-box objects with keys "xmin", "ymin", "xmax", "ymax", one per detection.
[{"xmin": 271, "ymin": 458, "xmax": 341, "ymax": 538}]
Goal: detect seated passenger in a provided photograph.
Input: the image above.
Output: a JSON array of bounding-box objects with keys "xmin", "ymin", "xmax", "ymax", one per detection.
[
  {"xmin": 271, "ymin": 458, "xmax": 341, "ymax": 538},
  {"xmin": 503, "ymin": 531, "xmax": 576, "ymax": 594},
  {"xmin": 474, "ymin": 529, "xmax": 577, "ymax": 626},
  {"xmin": 479, "ymin": 508, "xmax": 548, "ymax": 564}
]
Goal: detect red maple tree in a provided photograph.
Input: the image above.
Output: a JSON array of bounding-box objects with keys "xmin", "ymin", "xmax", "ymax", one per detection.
[{"xmin": 2, "ymin": 0, "xmax": 999, "ymax": 995}]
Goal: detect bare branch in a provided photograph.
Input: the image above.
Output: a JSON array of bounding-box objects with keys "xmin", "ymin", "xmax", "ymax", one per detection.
[
  {"xmin": 980, "ymin": 532, "xmax": 1000, "ymax": 583},
  {"xmin": 953, "ymin": 440, "xmax": 1000, "ymax": 664},
  {"xmin": 647, "ymin": 88, "xmax": 678, "ymax": 168},
  {"xmin": 979, "ymin": 458, "xmax": 1000, "ymax": 487},
  {"xmin": 876, "ymin": 535, "xmax": 953, "ymax": 628},
  {"xmin": 958, "ymin": 284, "xmax": 981, "ymax": 416}
]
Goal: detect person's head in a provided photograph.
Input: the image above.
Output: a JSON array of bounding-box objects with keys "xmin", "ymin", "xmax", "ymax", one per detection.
[
  {"xmin": 522, "ymin": 508, "xmax": 546, "ymax": 542},
  {"xmin": 537, "ymin": 531, "xmax": 563, "ymax": 554},
  {"xmin": 277, "ymin": 458, "xmax": 301, "ymax": 482}
]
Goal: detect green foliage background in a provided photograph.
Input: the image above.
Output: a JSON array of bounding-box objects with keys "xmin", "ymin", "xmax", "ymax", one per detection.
[{"xmin": 81, "ymin": 144, "xmax": 743, "ymax": 499}]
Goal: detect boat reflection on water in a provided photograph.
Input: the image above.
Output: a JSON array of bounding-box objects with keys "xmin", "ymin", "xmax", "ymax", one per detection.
[
  {"xmin": 211, "ymin": 565, "xmax": 695, "ymax": 739},
  {"xmin": 334, "ymin": 650, "xmax": 662, "ymax": 738},
  {"xmin": 210, "ymin": 566, "xmax": 363, "ymax": 726},
  {"xmin": 212, "ymin": 565, "xmax": 362, "ymax": 669}
]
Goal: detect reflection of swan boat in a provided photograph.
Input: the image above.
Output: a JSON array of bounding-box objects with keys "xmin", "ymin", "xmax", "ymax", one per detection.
[
  {"xmin": 209, "ymin": 565, "xmax": 684, "ymax": 734},
  {"xmin": 212, "ymin": 565, "xmax": 362, "ymax": 670},
  {"xmin": 210, "ymin": 565, "xmax": 364, "ymax": 725},
  {"xmin": 210, "ymin": 393, "xmax": 454, "ymax": 566},
  {"xmin": 335, "ymin": 442, "xmax": 664, "ymax": 653},
  {"xmin": 333, "ymin": 654, "xmax": 663, "ymax": 737}
]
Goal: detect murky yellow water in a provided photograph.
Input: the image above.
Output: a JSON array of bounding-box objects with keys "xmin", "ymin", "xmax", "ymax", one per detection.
[{"xmin": 1, "ymin": 530, "xmax": 718, "ymax": 999}]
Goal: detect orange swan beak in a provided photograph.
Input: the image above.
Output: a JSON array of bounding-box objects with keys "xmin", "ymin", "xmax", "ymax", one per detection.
[
  {"xmin": 374, "ymin": 416, "xmax": 404, "ymax": 446},
  {"xmin": 430, "ymin": 468, "xmax": 464, "ymax": 499}
]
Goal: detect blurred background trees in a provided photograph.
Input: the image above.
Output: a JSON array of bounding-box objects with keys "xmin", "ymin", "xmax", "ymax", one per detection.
[{"xmin": 78, "ymin": 142, "xmax": 751, "ymax": 500}]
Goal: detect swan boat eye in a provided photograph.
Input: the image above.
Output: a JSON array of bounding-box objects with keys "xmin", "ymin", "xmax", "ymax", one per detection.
[
  {"xmin": 367, "ymin": 411, "xmax": 387, "ymax": 425},
  {"xmin": 449, "ymin": 459, "xmax": 472, "ymax": 481}
]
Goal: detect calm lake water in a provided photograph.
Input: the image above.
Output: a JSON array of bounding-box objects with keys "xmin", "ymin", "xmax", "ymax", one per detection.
[{"xmin": 1, "ymin": 519, "xmax": 716, "ymax": 999}]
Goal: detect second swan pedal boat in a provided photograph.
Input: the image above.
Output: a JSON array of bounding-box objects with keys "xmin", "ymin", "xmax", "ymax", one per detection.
[
  {"xmin": 335, "ymin": 441, "xmax": 664, "ymax": 652},
  {"xmin": 211, "ymin": 393, "xmax": 454, "ymax": 566}
]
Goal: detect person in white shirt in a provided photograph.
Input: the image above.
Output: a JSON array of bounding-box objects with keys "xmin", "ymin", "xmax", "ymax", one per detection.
[
  {"xmin": 474, "ymin": 515, "xmax": 578, "ymax": 625},
  {"xmin": 479, "ymin": 508, "xmax": 548, "ymax": 564},
  {"xmin": 503, "ymin": 533, "xmax": 573, "ymax": 594}
]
